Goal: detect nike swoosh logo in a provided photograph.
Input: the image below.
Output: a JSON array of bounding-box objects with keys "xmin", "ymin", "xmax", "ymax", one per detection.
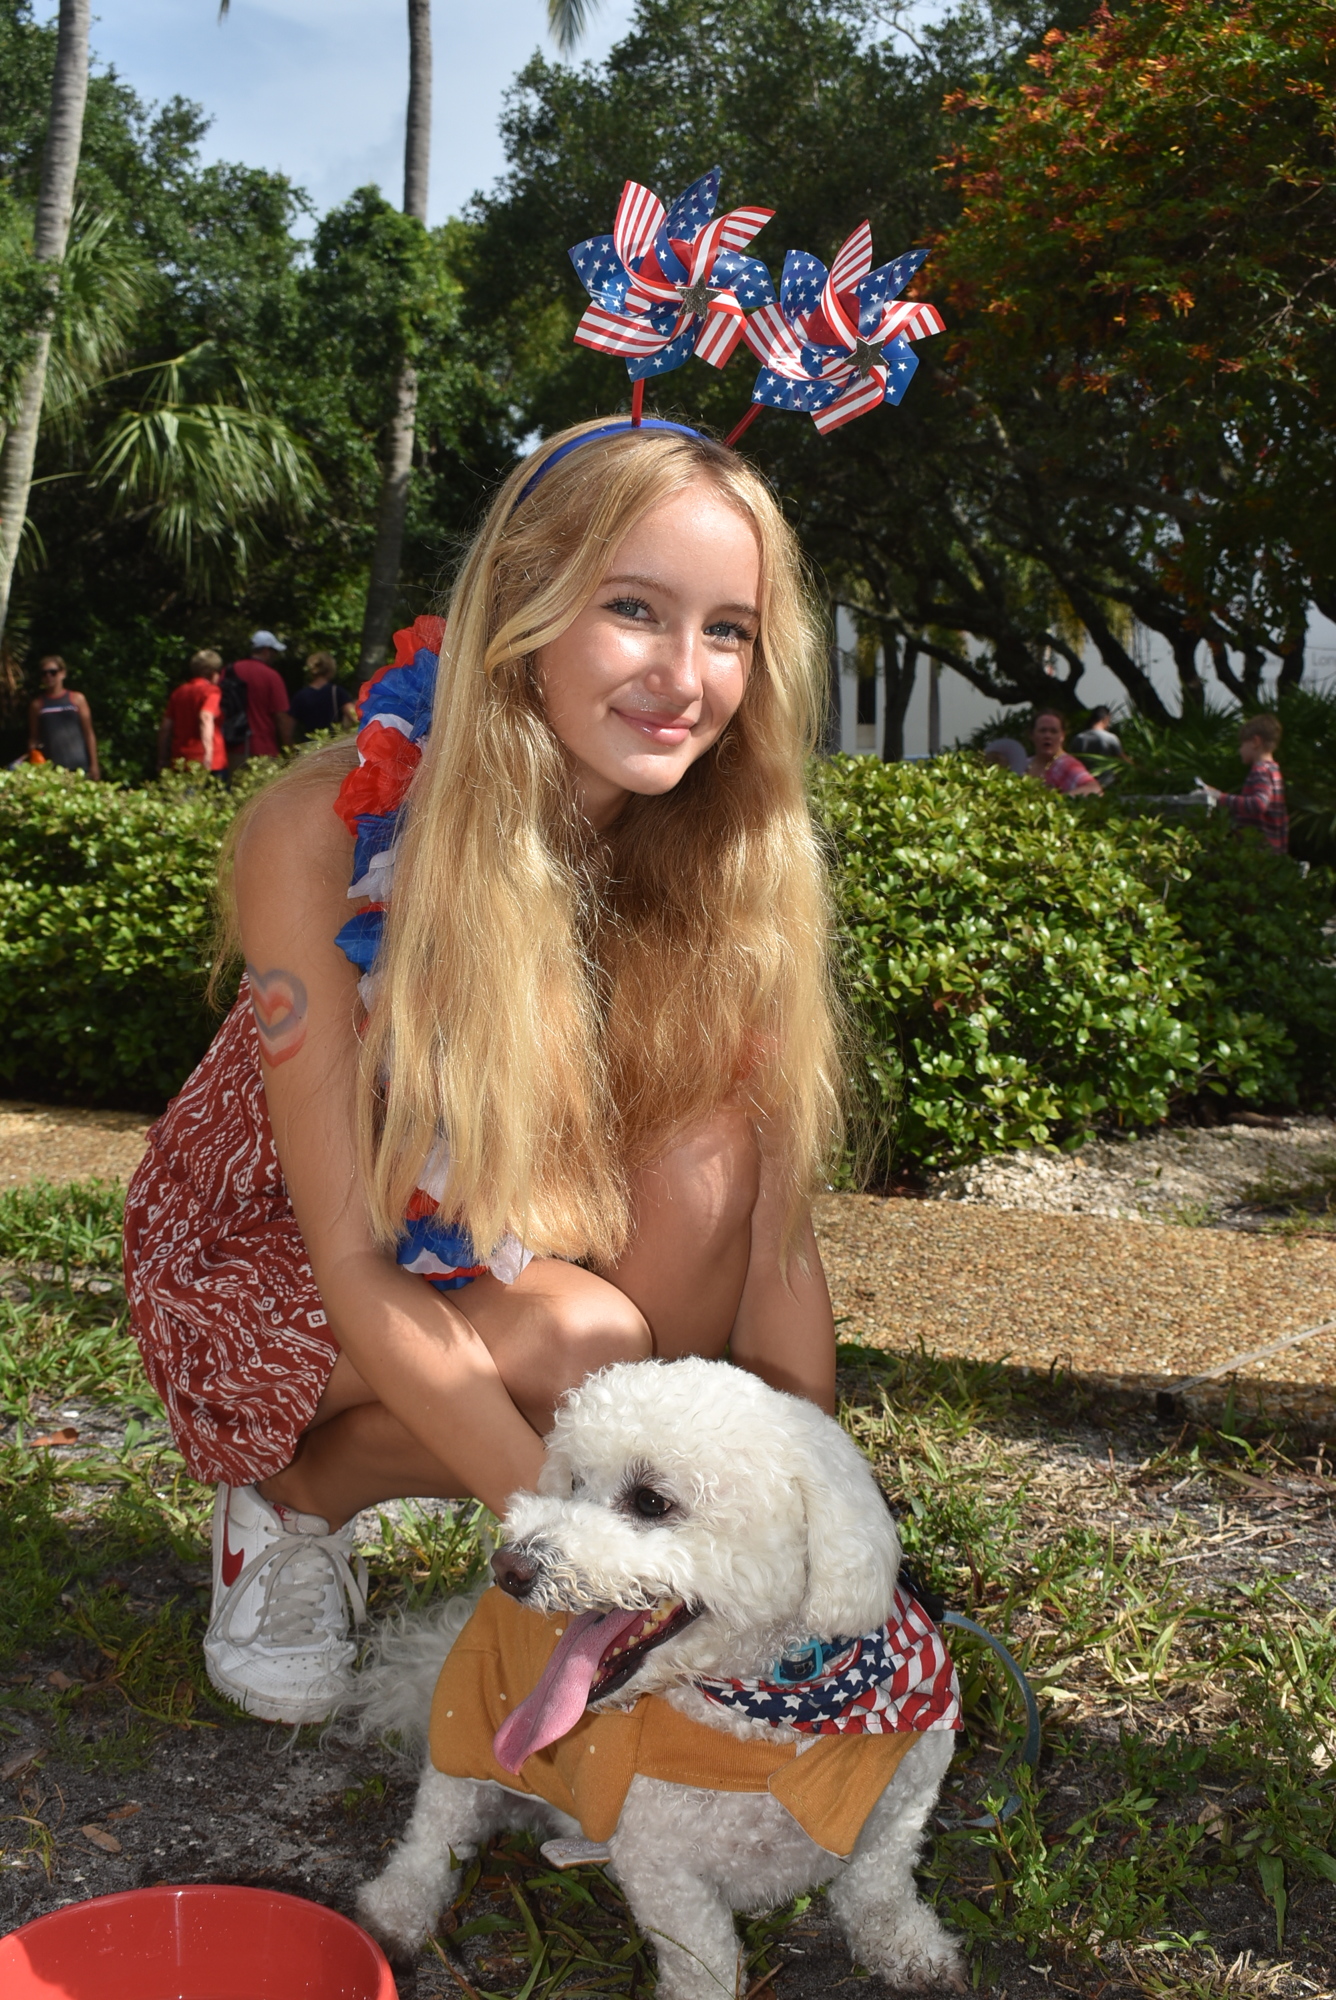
[{"xmin": 221, "ymin": 1511, "xmax": 245, "ymax": 1588}]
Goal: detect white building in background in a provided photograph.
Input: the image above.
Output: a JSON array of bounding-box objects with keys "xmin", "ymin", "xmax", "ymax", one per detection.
[{"xmin": 829, "ymin": 606, "xmax": 1336, "ymax": 760}]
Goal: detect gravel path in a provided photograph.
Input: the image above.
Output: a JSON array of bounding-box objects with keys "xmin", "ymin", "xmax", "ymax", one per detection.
[
  {"xmin": 0, "ymin": 1101, "xmax": 152, "ymax": 1190},
  {"xmin": 4, "ymin": 1100, "xmax": 1333, "ymax": 1429},
  {"xmin": 815, "ymin": 1195, "xmax": 1336, "ymax": 1431},
  {"xmin": 930, "ymin": 1115, "xmax": 1336, "ymax": 1224}
]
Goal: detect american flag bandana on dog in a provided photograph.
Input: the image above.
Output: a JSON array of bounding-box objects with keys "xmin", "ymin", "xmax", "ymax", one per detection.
[{"xmin": 695, "ymin": 1584, "xmax": 961, "ymax": 1736}]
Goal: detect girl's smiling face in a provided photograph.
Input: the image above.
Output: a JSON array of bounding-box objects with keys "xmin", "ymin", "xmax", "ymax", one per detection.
[{"xmin": 535, "ymin": 480, "xmax": 761, "ymax": 829}]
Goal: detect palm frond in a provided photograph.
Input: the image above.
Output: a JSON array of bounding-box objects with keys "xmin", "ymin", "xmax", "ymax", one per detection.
[
  {"xmin": 547, "ymin": 0, "xmax": 600, "ymax": 54},
  {"xmin": 92, "ymin": 398, "xmax": 320, "ymax": 591},
  {"xmin": 43, "ymin": 206, "xmax": 158, "ymax": 437}
]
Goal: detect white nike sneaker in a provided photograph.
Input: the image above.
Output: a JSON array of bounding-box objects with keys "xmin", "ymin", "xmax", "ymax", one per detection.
[{"xmin": 204, "ymin": 1483, "xmax": 368, "ymax": 1724}]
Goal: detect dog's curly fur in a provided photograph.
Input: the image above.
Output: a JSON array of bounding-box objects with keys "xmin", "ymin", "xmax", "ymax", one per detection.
[{"xmin": 353, "ymin": 1358, "xmax": 963, "ymax": 1998}]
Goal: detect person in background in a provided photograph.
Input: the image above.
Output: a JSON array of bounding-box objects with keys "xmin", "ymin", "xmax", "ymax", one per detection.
[
  {"xmin": 1201, "ymin": 715, "xmax": 1288, "ymax": 855},
  {"xmin": 1071, "ymin": 705, "xmax": 1126, "ymax": 761},
  {"xmin": 1032, "ymin": 708, "xmax": 1104, "ymax": 792},
  {"xmin": 226, "ymin": 629, "xmax": 294, "ymax": 771},
  {"xmin": 290, "ymin": 651, "xmax": 357, "ymax": 741},
  {"xmin": 158, "ymin": 650, "xmax": 227, "ymax": 779},
  {"xmin": 28, "ymin": 655, "xmax": 99, "ymax": 778},
  {"xmin": 1027, "ymin": 709, "xmax": 1103, "ymax": 797},
  {"xmin": 983, "ymin": 736, "xmax": 1029, "ymax": 776}
]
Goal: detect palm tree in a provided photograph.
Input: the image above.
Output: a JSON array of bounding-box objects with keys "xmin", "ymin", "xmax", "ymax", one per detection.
[
  {"xmin": 547, "ymin": 0, "xmax": 601, "ymax": 52},
  {"xmin": 221, "ymin": 0, "xmax": 595, "ymax": 673},
  {"xmin": 356, "ymin": 0, "xmax": 595, "ymax": 672},
  {"xmin": 357, "ymin": 0, "xmax": 432, "ymax": 674},
  {"xmin": 0, "ymin": 0, "xmax": 91, "ymax": 644}
]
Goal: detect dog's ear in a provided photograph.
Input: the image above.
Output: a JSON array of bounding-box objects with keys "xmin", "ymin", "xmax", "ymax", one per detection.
[{"xmin": 784, "ymin": 1400, "xmax": 900, "ymax": 1637}]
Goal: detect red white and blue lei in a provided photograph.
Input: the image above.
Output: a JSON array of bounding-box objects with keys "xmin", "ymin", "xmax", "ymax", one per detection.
[
  {"xmin": 333, "ymin": 615, "xmax": 529, "ymax": 1293},
  {"xmin": 696, "ymin": 1584, "xmax": 960, "ymax": 1736}
]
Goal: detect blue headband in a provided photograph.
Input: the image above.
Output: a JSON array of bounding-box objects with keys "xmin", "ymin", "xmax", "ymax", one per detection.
[{"xmin": 513, "ymin": 417, "xmax": 707, "ymax": 510}]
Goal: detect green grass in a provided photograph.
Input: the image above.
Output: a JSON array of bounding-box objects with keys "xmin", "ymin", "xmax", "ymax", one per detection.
[
  {"xmin": 0, "ymin": 1176, "xmax": 125, "ymax": 1273},
  {"xmin": 1, "ymin": 1181, "xmax": 1334, "ymax": 1990}
]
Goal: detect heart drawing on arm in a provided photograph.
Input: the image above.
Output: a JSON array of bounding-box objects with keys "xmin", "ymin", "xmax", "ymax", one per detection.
[{"xmin": 247, "ymin": 964, "xmax": 309, "ymax": 1067}]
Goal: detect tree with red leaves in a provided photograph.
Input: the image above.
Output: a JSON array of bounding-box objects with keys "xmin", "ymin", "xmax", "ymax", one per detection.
[{"xmin": 936, "ymin": 0, "xmax": 1336, "ymax": 708}]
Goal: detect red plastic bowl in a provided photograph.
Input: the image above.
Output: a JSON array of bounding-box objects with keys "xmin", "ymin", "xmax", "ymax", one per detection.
[{"xmin": 0, "ymin": 1883, "xmax": 398, "ymax": 1999}]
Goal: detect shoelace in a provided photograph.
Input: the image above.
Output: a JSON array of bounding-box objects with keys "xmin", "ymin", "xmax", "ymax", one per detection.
[{"xmin": 218, "ymin": 1525, "xmax": 368, "ymax": 1649}]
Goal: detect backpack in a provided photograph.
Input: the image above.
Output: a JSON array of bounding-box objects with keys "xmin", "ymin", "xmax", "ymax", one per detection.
[{"xmin": 220, "ymin": 664, "xmax": 250, "ymax": 748}]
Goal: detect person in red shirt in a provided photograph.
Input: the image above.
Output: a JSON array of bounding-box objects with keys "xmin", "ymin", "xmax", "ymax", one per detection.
[
  {"xmin": 227, "ymin": 629, "xmax": 294, "ymax": 769},
  {"xmin": 158, "ymin": 650, "xmax": 227, "ymax": 776}
]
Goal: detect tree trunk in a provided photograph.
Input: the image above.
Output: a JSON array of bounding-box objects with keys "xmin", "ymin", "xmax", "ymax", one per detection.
[
  {"xmin": 403, "ymin": 0, "xmax": 433, "ymax": 227},
  {"xmin": 881, "ymin": 636, "xmax": 919, "ymax": 760},
  {"xmin": 0, "ymin": 0, "xmax": 90, "ymax": 643},
  {"xmin": 358, "ymin": 362, "xmax": 420, "ymax": 676},
  {"xmin": 358, "ymin": 0, "xmax": 432, "ymax": 676}
]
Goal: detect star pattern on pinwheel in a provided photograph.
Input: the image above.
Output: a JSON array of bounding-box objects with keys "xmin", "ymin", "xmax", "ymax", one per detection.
[
  {"xmin": 568, "ymin": 167, "xmax": 776, "ymax": 381},
  {"xmin": 741, "ymin": 222, "xmax": 945, "ymax": 433}
]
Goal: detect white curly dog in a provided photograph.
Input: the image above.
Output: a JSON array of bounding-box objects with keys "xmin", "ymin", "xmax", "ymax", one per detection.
[{"xmin": 354, "ymin": 1357, "xmax": 964, "ymax": 1997}]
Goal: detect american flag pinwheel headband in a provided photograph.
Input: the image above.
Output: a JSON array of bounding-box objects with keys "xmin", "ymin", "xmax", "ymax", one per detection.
[{"xmin": 563, "ymin": 169, "xmax": 945, "ymax": 455}]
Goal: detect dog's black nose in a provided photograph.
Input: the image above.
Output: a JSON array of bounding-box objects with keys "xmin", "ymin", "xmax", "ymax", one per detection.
[{"xmin": 491, "ymin": 1547, "xmax": 539, "ymax": 1598}]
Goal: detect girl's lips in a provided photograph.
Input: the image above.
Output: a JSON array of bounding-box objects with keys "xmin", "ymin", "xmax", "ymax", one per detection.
[{"xmin": 613, "ymin": 708, "xmax": 695, "ymax": 744}]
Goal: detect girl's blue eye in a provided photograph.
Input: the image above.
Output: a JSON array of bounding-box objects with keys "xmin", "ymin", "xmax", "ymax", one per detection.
[
  {"xmin": 606, "ymin": 596, "xmax": 651, "ymax": 619},
  {"xmin": 706, "ymin": 621, "xmax": 753, "ymax": 644}
]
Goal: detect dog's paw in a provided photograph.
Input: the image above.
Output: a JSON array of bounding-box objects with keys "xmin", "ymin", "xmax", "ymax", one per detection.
[
  {"xmin": 847, "ymin": 1904, "xmax": 966, "ymax": 1992},
  {"xmin": 355, "ymin": 1870, "xmax": 441, "ymax": 1961}
]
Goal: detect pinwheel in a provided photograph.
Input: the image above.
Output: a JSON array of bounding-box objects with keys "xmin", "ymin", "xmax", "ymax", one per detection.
[
  {"xmin": 570, "ymin": 168, "xmax": 775, "ymax": 393},
  {"xmin": 740, "ymin": 223, "xmax": 944, "ymax": 436}
]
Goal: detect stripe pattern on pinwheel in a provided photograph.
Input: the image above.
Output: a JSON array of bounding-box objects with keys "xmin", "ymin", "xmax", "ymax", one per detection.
[
  {"xmin": 741, "ymin": 224, "xmax": 945, "ymax": 434},
  {"xmin": 332, "ymin": 617, "xmax": 524, "ymax": 1292},
  {"xmin": 570, "ymin": 167, "xmax": 775, "ymax": 381}
]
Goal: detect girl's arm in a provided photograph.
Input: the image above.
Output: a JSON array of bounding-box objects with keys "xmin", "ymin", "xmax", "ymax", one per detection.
[
  {"xmin": 729, "ymin": 1152, "xmax": 837, "ymax": 1414},
  {"xmin": 233, "ymin": 776, "xmax": 545, "ymax": 1514}
]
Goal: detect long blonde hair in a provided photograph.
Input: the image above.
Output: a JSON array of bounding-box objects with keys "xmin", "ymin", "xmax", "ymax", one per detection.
[{"xmin": 259, "ymin": 420, "xmax": 840, "ymax": 1268}]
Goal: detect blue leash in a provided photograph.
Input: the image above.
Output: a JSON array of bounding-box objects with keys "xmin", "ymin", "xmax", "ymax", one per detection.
[{"xmin": 940, "ymin": 1609, "xmax": 1042, "ymax": 1828}]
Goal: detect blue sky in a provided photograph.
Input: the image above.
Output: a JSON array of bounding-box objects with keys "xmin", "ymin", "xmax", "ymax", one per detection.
[{"xmin": 89, "ymin": 0, "xmax": 640, "ymax": 225}]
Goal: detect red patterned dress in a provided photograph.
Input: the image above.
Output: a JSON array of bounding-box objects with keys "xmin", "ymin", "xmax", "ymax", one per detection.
[{"xmin": 123, "ymin": 986, "xmax": 339, "ymax": 1485}]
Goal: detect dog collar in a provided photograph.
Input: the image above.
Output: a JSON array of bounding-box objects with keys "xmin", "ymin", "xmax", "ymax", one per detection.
[{"xmin": 694, "ymin": 1584, "xmax": 960, "ymax": 1737}]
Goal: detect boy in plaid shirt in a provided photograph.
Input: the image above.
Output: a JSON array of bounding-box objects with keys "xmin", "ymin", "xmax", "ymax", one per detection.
[{"xmin": 1205, "ymin": 715, "xmax": 1288, "ymax": 854}]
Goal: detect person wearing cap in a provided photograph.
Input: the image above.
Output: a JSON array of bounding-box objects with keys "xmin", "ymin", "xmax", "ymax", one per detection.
[{"xmin": 226, "ymin": 629, "xmax": 294, "ymax": 768}]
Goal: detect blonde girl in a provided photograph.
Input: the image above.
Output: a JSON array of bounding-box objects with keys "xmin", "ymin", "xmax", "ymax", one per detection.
[{"xmin": 123, "ymin": 419, "xmax": 843, "ymax": 1724}]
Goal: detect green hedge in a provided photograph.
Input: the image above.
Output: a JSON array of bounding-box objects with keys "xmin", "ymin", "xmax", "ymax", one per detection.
[
  {"xmin": 813, "ymin": 755, "xmax": 1323, "ymax": 1168},
  {"xmin": 0, "ymin": 766, "xmax": 245, "ymax": 1105},
  {"xmin": 3, "ymin": 755, "xmax": 1333, "ymax": 1163}
]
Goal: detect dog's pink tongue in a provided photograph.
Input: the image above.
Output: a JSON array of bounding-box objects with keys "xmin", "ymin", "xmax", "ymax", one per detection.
[{"xmin": 493, "ymin": 1605, "xmax": 645, "ymax": 1773}]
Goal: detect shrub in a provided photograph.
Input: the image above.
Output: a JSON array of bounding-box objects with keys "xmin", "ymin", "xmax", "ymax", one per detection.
[
  {"xmin": 1165, "ymin": 814, "xmax": 1336, "ymax": 1109},
  {"xmin": 0, "ymin": 765, "xmax": 246, "ymax": 1105},
  {"xmin": 2, "ymin": 752, "xmax": 1330, "ymax": 1146},
  {"xmin": 813, "ymin": 754, "xmax": 1280, "ymax": 1170}
]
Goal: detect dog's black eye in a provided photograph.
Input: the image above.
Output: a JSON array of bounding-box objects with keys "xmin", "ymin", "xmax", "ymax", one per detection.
[{"xmin": 631, "ymin": 1485, "xmax": 672, "ymax": 1519}]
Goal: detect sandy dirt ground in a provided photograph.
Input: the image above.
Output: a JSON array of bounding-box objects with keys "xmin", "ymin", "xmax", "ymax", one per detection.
[
  {"xmin": 0, "ymin": 1101, "xmax": 153, "ymax": 1190},
  {"xmin": 3, "ymin": 1100, "xmax": 1334, "ymax": 1428},
  {"xmin": 816, "ymin": 1193, "xmax": 1336, "ymax": 1432}
]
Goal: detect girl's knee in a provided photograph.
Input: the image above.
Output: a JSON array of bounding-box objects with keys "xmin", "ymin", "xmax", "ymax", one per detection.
[
  {"xmin": 646, "ymin": 1105, "xmax": 761, "ymax": 1236},
  {"xmin": 550, "ymin": 1286, "xmax": 653, "ymax": 1374}
]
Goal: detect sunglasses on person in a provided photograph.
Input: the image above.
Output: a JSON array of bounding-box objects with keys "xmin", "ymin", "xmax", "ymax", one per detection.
[{"xmin": 40, "ymin": 666, "xmax": 61, "ymax": 678}]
